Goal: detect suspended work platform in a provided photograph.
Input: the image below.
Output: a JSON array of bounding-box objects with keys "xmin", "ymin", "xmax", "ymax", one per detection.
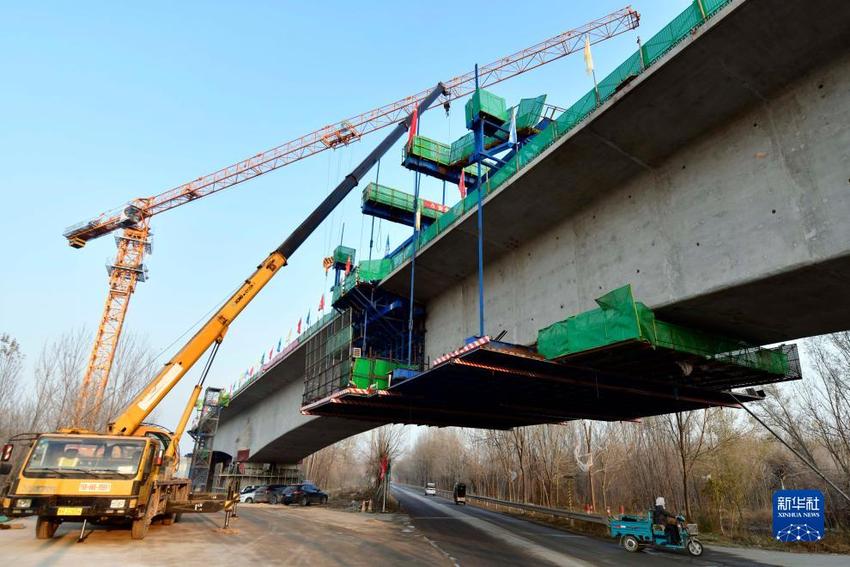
[
  {"xmin": 303, "ymin": 284, "xmax": 800, "ymax": 428},
  {"xmin": 301, "ymin": 337, "xmax": 799, "ymax": 429}
]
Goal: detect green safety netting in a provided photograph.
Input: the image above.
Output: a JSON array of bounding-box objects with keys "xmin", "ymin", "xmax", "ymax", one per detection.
[
  {"xmin": 537, "ymin": 285, "xmax": 789, "ymax": 375},
  {"xmin": 358, "ymin": 258, "xmax": 393, "ymax": 282},
  {"xmin": 381, "ymin": 0, "xmax": 733, "ymax": 273},
  {"xmin": 333, "ymin": 245, "xmax": 356, "ymax": 265},
  {"xmin": 465, "ymin": 89, "xmax": 507, "ymax": 129},
  {"xmin": 363, "ymin": 183, "xmax": 447, "ymax": 221},
  {"xmin": 406, "ymin": 135, "xmax": 451, "ymax": 165}
]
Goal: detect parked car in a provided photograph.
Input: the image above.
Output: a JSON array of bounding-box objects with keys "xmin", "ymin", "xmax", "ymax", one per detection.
[
  {"xmin": 425, "ymin": 482, "xmax": 436, "ymax": 496},
  {"xmin": 240, "ymin": 485, "xmax": 259, "ymax": 503},
  {"xmin": 253, "ymin": 484, "xmax": 290, "ymax": 504},
  {"xmin": 281, "ymin": 483, "xmax": 328, "ymax": 506}
]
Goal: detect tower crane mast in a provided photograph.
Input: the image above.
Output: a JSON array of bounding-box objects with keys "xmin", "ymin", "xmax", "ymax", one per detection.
[{"xmin": 65, "ymin": 7, "xmax": 639, "ymax": 426}]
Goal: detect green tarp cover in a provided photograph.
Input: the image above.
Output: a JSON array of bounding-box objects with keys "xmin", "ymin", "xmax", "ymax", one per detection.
[{"xmin": 537, "ymin": 285, "xmax": 789, "ymax": 375}]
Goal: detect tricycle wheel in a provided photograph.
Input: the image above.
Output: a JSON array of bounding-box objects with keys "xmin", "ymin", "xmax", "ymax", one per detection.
[
  {"xmin": 622, "ymin": 535, "xmax": 641, "ymax": 553},
  {"xmin": 687, "ymin": 538, "xmax": 704, "ymax": 556}
]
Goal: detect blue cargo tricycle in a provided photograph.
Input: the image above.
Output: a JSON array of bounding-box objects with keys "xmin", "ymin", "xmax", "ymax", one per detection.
[{"xmin": 609, "ymin": 511, "xmax": 704, "ymax": 556}]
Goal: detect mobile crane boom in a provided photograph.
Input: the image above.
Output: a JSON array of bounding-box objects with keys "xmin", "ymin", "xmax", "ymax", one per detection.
[{"xmin": 110, "ymin": 83, "xmax": 446, "ymax": 436}]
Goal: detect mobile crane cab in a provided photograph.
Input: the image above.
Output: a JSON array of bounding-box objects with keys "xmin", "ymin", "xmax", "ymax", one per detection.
[{"xmin": 5, "ymin": 426, "xmax": 189, "ymax": 539}]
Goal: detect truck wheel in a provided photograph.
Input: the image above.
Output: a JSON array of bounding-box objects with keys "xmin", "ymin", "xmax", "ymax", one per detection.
[
  {"xmin": 35, "ymin": 516, "xmax": 58, "ymax": 539},
  {"xmin": 622, "ymin": 535, "xmax": 641, "ymax": 553},
  {"xmin": 687, "ymin": 538, "xmax": 704, "ymax": 556},
  {"xmin": 245, "ymin": 498, "xmax": 253, "ymax": 503},
  {"xmin": 131, "ymin": 501, "xmax": 155, "ymax": 540},
  {"xmin": 321, "ymin": 496, "xmax": 328, "ymax": 505},
  {"xmin": 299, "ymin": 496, "xmax": 308, "ymax": 506},
  {"xmin": 269, "ymin": 495, "xmax": 278, "ymax": 505}
]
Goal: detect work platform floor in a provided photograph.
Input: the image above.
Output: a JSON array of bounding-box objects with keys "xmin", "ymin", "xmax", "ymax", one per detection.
[{"xmin": 301, "ymin": 340, "xmax": 799, "ymax": 429}]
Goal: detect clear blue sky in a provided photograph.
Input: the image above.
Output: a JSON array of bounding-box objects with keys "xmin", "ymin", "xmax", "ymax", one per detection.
[{"xmin": 0, "ymin": 1, "xmax": 694, "ymax": 431}]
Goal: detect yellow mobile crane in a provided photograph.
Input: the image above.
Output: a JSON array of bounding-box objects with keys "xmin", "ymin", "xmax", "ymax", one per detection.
[{"xmin": 0, "ymin": 85, "xmax": 444, "ymax": 539}]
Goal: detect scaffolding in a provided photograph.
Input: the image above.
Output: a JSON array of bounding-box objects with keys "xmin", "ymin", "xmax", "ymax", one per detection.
[{"xmin": 188, "ymin": 387, "xmax": 225, "ymax": 492}]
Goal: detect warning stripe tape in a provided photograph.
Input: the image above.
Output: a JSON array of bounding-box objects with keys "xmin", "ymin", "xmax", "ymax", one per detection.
[{"xmin": 431, "ymin": 336, "xmax": 491, "ymax": 367}]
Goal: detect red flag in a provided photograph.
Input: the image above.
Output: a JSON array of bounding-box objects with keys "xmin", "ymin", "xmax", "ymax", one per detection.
[
  {"xmin": 345, "ymin": 256, "xmax": 352, "ymax": 275},
  {"xmin": 406, "ymin": 107, "xmax": 418, "ymax": 149},
  {"xmin": 458, "ymin": 171, "xmax": 467, "ymax": 198},
  {"xmin": 318, "ymin": 294, "xmax": 325, "ymax": 312},
  {"xmin": 297, "ymin": 318, "xmax": 302, "ymax": 334},
  {"xmin": 379, "ymin": 456, "xmax": 388, "ymax": 481}
]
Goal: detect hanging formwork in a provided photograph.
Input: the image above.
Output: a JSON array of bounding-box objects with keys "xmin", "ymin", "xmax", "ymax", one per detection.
[
  {"xmin": 536, "ymin": 285, "xmax": 794, "ymax": 389},
  {"xmin": 302, "ymin": 337, "xmax": 800, "ymax": 428},
  {"xmin": 303, "ymin": 284, "xmax": 801, "ymax": 427},
  {"xmin": 302, "ymin": 283, "xmax": 425, "ymax": 406}
]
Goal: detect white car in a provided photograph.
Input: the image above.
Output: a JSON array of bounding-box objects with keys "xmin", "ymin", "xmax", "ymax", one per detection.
[
  {"xmin": 424, "ymin": 482, "xmax": 436, "ymax": 496},
  {"xmin": 240, "ymin": 485, "xmax": 259, "ymax": 503}
]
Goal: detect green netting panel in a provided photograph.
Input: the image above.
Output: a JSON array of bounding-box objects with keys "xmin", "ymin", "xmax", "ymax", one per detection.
[
  {"xmin": 358, "ymin": 258, "xmax": 393, "ymax": 282},
  {"xmin": 333, "ymin": 245, "xmax": 356, "ymax": 265},
  {"xmin": 363, "ymin": 182, "xmax": 415, "ymax": 212},
  {"xmin": 537, "ymin": 285, "xmax": 789, "ymax": 375},
  {"xmin": 420, "ymin": 222, "xmax": 439, "ymax": 246},
  {"xmin": 703, "ymin": 0, "xmax": 732, "ymax": 16},
  {"xmin": 643, "ymin": 2, "xmax": 703, "ymax": 65},
  {"xmin": 465, "ymin": 89, "xmax": 507, "ymax": 129},
  {"xmin": 450, "ymin": 132, "xmax": 475, "ymax": 165},
  {"xmin": 597, "ymin": 52, "xmax": 642, "ymax": 101},
  {"xmin": 406, "ymin": 135, "xmax": 451, "ymax": 165},
  {"xmin": 463, "ymin": 163, "xmax": 490, "ymax": 177},
  {"xmin": 363, "ymin": 182, "xmax": 446, "ymax": 221},
  {"xmin": 516, "ymin": 95, "xmax": 547, "ymax": 132}
]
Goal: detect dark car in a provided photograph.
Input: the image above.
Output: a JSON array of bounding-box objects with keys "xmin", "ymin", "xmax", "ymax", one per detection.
[
  {"xmin": 281, "ymin": 483, "xmax": 328, "ymax": 506},
  {"xmin": 253, "ymin": 484, "xmax": 290, "ymax": 504}
]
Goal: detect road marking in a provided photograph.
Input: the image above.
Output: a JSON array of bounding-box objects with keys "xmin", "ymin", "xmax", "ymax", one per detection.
[
  {"xmin": 396, "ymin": 486, "xmax": 594, "ymax": 567},
  {"xmin": 423, "ymin": 534, "xmax": 461, "ymax": 567}
]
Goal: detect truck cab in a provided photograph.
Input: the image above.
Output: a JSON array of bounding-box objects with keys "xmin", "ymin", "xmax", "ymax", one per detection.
[{"xmin": 2, "ymin": 427, "xmax": 186, "ymax": 539}]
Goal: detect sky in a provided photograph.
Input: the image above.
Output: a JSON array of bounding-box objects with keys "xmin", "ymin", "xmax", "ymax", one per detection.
[{"xmin": 0, "ymin": 1, "xmax": 698, "ymax": 438}]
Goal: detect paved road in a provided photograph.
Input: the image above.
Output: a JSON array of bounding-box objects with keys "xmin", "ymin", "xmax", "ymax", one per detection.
[{"xmin": 393, "ymin": 485, "xmax": 848, "ymax": 567}]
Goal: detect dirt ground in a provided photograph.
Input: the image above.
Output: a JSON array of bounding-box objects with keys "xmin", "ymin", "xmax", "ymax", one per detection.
[{"xmin": 0, "ymin": 504, "xmax": 450, "ymax": 566}]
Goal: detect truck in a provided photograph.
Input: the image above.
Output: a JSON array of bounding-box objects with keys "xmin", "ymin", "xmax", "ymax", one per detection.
[{"xmin": 0, "ymin": 83, "xmax": 443, "ymax": 540}]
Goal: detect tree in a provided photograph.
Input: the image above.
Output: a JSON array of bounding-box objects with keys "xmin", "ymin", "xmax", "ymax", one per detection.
[{"xmin": 0, "ymin": 333, "xmax": 24, "ymax": 440}]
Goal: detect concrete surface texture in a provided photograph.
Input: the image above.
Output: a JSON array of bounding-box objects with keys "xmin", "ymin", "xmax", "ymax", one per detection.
[
  {"xmin": 1, "ymin": 505, "xmax": 450, "ymax": 567},
  {"xmin": 393, "ymin": 485, "xmax": 850, "ymax": 567}
]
